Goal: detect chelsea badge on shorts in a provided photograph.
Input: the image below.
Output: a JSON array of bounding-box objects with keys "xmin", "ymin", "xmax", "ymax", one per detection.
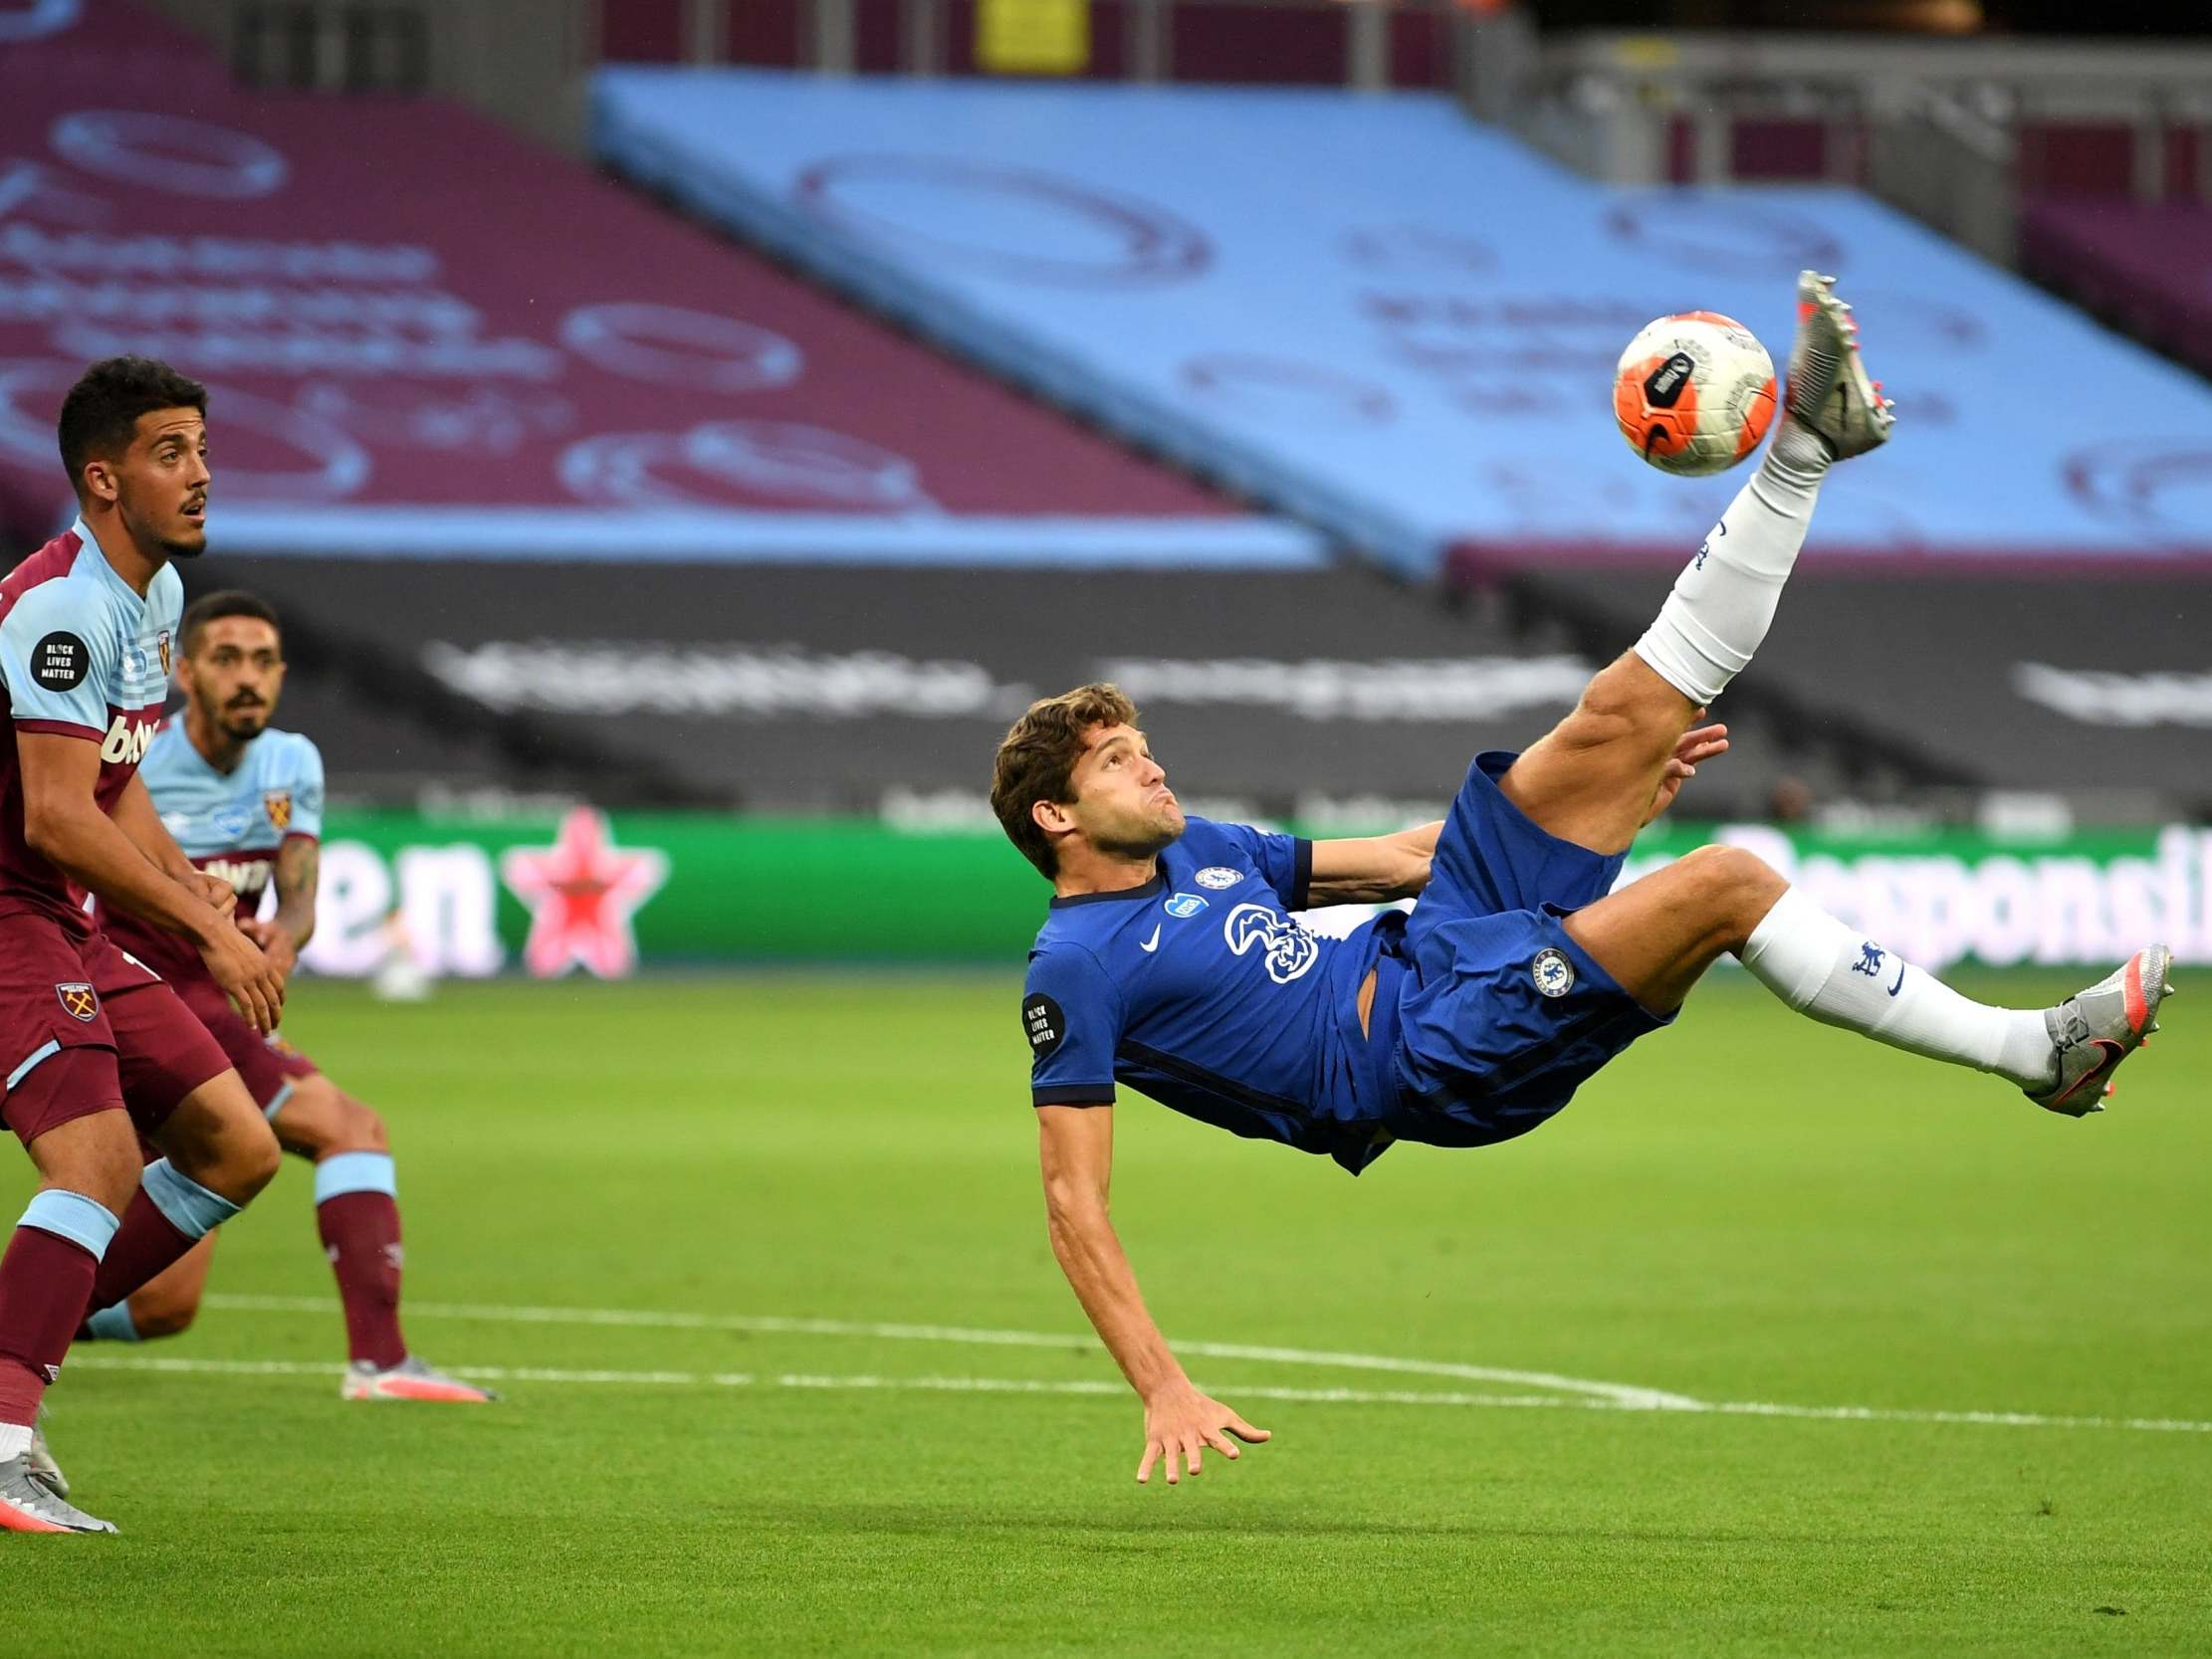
[{"xmin": 1530, "ymin": 947, "xmax": 1575, "ymax": 999}]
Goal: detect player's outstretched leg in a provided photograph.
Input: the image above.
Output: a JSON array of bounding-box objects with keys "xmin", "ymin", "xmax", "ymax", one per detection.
[
  {"xmin": 0, "ymin": 1109, "xmax": 139, "ymax": 1535},
  {"xmin": 1502, "ymin": 272, "xmax": 1895, "ymax": 855},
  {"xmin": 1561, "ymin": 846, "xmax": 2173, "ymax": 1111},
  {"xmin": 269, "ymin": 1077, "xmax": 494, "ymax": 1404}
]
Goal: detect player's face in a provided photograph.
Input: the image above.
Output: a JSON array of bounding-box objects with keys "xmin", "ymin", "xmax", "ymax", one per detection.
[
  {"xmin": 181, "ymin": 616, "xmax": 286, "ymax": 741},
  {"xmin": 93, "ymin": 408, "xmax": 209, "ymax": 558},
  {"xmin": 1064, "ymin": 724, "xmax": 1184, "ymax": 858}
]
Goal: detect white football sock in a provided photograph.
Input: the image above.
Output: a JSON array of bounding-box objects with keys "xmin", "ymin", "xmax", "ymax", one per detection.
[
  {"xmin": 0, "ymin": 1421, "xmax": 30, "ymax": 1462},
  {"xmin": 1633, "ymin": 423, "xmax": 1833, "ymax": 707},
  {"xmin": 1741, "ymin": 886, "xmax": 2058, "ymax": 1090}
]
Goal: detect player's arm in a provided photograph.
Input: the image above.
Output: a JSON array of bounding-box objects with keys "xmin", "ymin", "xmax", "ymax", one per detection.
[
  {"xmin": 1305, "ymin": 821, "xmax": 1442, "ymax": 906},
  {"xmin": 111, "ymin": 772, "xmax": 235, "ymax": 919},
  {"xmin": 242, "ymin": 737, "xmax": 324, "ymax": 977},
  {"xmin": 1036, "ymin": 1104, "xmax": 1269, "ymax": 1485},
  {"xmin": 268, "ymin": 834, "xmax": 318, "ymax": 957},
  {"xmin": 18, "ymin": 732, "xmax": 282, "ymax": 1031}
]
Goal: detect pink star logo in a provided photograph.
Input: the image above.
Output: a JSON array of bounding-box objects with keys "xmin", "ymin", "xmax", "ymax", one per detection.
[{"xmin": 499, "ymin": 807, "xmax": 669, "ymax": 979}]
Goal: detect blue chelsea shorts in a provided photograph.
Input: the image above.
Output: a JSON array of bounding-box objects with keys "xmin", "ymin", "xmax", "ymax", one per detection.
[{"xmin": 1368, "ymin": 751, "xmax": 1672, "ymax": 1150}]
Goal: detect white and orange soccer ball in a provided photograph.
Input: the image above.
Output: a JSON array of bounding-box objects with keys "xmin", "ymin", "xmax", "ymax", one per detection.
[{"xmin": 1612, "ymin": 311, "xmax": 1777, "ymax": 476}]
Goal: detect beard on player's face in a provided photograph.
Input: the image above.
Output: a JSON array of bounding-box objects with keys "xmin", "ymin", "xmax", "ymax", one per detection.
[
  {"xmin": 1085, "ymin": 796, "xmax": 1185, "ymax": 861},
  {"xmin": 199, "ymin": 682, "xmax": 272, "ymax": 741},
  {"xmin": 120, "ymin": 489, "xmax": 206, "ymax": 559}
]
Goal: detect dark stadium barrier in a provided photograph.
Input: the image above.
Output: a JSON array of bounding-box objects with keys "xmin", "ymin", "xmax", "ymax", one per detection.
[
  {"xmin": 196, "ymin": 553, "xmax": 1659, "ymax": 817},
  {"xmin": 1453, "ymin": 557, "xmax": 2212, "ymax": 825}
]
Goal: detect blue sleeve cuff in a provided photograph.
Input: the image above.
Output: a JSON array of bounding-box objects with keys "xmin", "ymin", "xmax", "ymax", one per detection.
[{"xmin": 1032, "ymin": 1085, "xmax": 1115, "ymax": 1107}]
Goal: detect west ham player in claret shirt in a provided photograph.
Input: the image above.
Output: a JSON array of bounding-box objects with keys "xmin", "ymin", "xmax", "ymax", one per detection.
[
  {"xmin": 992, "ymin": 277, "xmax": 2174, "ymax": 1491},
  {"xmin": 0, "ymin": 357, "xmax": 289, "ymax": 1534},
  {"xmin": 74, "ymin": 591, "xmax": 494, "ymax": 1413}
]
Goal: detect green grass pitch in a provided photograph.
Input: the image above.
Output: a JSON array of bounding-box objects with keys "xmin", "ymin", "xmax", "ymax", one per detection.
[{"xmin": 6, "ymin": 969, "xmax": 2209, "ymax": 1657}]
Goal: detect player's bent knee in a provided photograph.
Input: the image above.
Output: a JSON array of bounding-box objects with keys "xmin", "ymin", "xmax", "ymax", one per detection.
[
  {"xmin": 129, "ymin": 1295, "xmax": 199, "ymax": 1340},
  {"xmin": 234, "ymin": 1124, "xmax": 283, "ymax": 1197},
  {"xmin": 170, "ymin": 1077, "xmax": 284, "ymax": 1200},
  {"xmin": 26, "ymin": 1109, "xmax": 144, "ymax": 1217},
  {"xmin": 330, "ymin": 1095, "xmax": 387, "ymax": 1153},
  {"xmin": 272, "ymin": 1075, "xmax": 342, "ymax": 1156},
  {"xmin": 349, "ymin": 1102, "xmax": 389, "ymax": 1151},
  {"xmin": 1672, "ymin": 844, "xmax": 1787, "ymax": 939}
]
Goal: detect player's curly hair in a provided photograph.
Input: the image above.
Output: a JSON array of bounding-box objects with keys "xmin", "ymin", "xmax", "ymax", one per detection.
[
  {"xmin": 57, "ymin": 356, "xmax": 207, "ymax": 498},
  {"xmin": 992, "ymin": 683, "xmax": 1139, "ymax": 880}
]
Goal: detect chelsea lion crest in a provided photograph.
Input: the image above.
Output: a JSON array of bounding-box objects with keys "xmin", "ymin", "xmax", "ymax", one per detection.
[
  {"xmin": 1194, "ymin": 867, "xmax": 1240, "ymax": 890},
  {"xmin": 1531, "ymin": 947, "xmax": 1575, "ymax": 999}
]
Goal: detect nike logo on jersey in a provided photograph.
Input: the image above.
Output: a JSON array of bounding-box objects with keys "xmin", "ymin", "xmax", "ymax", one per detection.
[{"xmin": 1140, "ymin": 924, "xmax": 1162, "ymax": 952}]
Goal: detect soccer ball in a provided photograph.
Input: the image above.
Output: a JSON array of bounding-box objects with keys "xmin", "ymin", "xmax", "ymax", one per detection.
[{"xmin": 1612, "ymin": 312, "xmax": 1777, "ymax": 476}]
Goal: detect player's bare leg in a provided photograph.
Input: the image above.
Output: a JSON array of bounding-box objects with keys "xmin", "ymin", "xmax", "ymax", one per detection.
[
  {"xmin": 1562, "ymin": 846, "xmax": 2172, "ymax": 1111},
  {"xmin": 1503, "ymin": 272, "xmax": 1893, "ymax": 854},
  {"xmin": 0, "ymin": 1109, "xmax": 140, "ymax": 1534},
  {"xmin": 83, "ymin": 1073, "xmax": 277, "ymax": 1322},
  {"xmin": 272, "ymin": 1076, "xmax": 494, "ymax": 1404},
  {"xmin": 101, "ymin": 1233, "xmax": 219, "ymax": 1341}
]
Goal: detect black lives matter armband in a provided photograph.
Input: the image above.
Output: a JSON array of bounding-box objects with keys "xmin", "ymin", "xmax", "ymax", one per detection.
[
  {"xmin": 31, "ymin": 632, "xmax": 90, "ymax": 691},
  {"xmin": 1021, "ymin": 992, "xmax": 1064, "ymax": 1059}
]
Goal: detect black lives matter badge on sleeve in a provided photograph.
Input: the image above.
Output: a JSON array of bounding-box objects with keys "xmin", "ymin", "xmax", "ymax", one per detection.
[
  {"xmin": 1021, "ymin": 993, "xmax": 1065, "ymax": 1059},
  {"xmin": 32, "ymin": 632, "xmax": 90, "ymax": 692}
]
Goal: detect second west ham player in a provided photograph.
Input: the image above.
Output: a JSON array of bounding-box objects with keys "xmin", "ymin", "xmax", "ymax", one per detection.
[{"xmin": 82, "ymin": 591, "xmax": 493, "ymax": 1405}]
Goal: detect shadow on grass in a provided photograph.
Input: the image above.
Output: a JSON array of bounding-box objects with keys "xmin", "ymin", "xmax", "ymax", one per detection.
[{"xmin": 763, "ymin": 1501, "xmax": 1823, "ymax": 1548}]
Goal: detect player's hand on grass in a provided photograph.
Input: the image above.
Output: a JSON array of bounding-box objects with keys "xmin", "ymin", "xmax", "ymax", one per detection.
[
  {"xmin": 1137, "ymin": 1382, "xmax": 1269, "ymax": 1487},
  {"xmin": 200, "ymin": 921, "xmax": 285, "ymax": 1035},
  {"xmin": 237, "ymin": 916, "xmax": 299, "ymax": 985},
  {"xmin": 1643, "ymin": 721, "xmax": 1729, "ymax": 827}
]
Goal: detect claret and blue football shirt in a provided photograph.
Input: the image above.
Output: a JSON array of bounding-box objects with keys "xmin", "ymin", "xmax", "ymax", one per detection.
[
  {"xmin": 0, "ymin": 519, "xmax": 180, "ymax": 930},
  {"xmin": 97, "ymin": 721, "xmax": 324, "ymax": 978}
]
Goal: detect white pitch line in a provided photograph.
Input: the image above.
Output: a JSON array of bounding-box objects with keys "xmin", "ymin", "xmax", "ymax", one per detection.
[
  {"xmin": 200, "ymin": 1294, "xmax": 1697, "ymax": 1411},
  {"xmin": 62, "ymin": 1353, "xmax": 2212, "ymax": 1435}
]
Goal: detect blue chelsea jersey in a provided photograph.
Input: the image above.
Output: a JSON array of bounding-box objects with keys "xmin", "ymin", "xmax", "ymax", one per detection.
[{"xmin": 1021, "ymin": 816, "xmax": 1402, "ymax": 1175}]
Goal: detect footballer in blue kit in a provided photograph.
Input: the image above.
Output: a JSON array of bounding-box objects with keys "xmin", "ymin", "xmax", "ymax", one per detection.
[{"xmin": 995, "ymin": 276, "xmax": 2175, "ymax": 1490}]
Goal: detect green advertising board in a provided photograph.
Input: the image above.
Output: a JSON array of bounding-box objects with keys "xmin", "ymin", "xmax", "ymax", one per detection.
[{"xmin": 305, "ymin": 808, "xmax": 2212, "ymax": 979}]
